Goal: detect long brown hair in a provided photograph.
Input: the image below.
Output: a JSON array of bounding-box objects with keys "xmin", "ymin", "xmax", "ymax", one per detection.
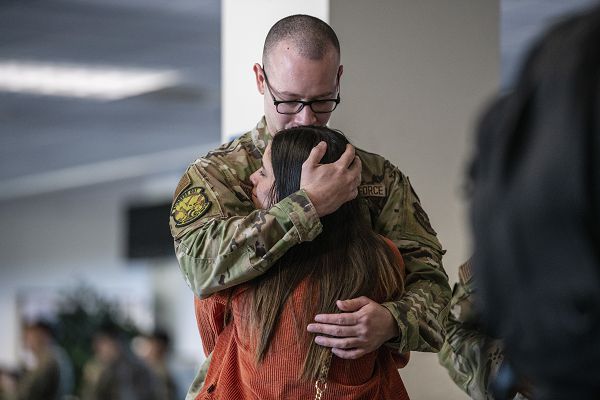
[{"xmin": 248, "ymin": 126, "xmax": 403, "ymax": 380}]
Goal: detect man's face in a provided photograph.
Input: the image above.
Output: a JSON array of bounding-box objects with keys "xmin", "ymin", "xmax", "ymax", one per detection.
[
  {"xmin": 254, "ymin": 41, "xmax": 342, "ymax": 135},
  {"xmin": 23, "ymin": 327, "xmax": 45, "ymax": 352}
]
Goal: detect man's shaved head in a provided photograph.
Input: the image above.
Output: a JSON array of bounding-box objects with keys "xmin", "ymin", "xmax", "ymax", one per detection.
[
  {"xmin": 262, "ymin": 14, "xmax": 340, "ymax": 68},
  {"xmin": 256, "ymin": 14, "xmax": 343, "ymax": 134}
]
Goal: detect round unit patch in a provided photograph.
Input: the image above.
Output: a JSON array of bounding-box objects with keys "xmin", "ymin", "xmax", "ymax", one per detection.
[{"xmin": 171, "ymin": 187, "xmax": 212, "ymax": 227}]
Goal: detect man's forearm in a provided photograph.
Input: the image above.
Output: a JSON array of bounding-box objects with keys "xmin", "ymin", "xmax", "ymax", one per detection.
[
  {"xmin": 382, "ymin": 254, "xmax": 451, "ymax": 353},
  {"xmin": 176, "ymin": 190, "xmax": 322, "ymax": 297},
  {"xmin": 439, "ymin": 320, "xmax": 504, "ymax": 400}
]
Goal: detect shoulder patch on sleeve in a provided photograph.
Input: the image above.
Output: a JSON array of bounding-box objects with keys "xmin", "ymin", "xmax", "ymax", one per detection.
[
  {"xmin": 413, "ymin": 201, "xmax": 437, "ymax": 235},
  {"xmin": 171, "ymin": 186, "xmax": 212, "ymax": 227},
  {"xmin": 173, "ymin": 172, "xmax": 192, "ymax": 202},
  {"xmin": 458, "ymin": 259, "xmax": 474, "ymax": 284},
  {"xmin": 407, "ymin": 176, "xmax": 421, "ymax": 202}
]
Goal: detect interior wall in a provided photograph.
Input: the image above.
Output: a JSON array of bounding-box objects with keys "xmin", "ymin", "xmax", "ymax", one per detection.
[
  {"xmin": 330, "ymin": 0, "xmax": 499, "ymax": 278},
  {"xmin": 329, "ymin": 1, "xmax": 499, "ymax": 398}
]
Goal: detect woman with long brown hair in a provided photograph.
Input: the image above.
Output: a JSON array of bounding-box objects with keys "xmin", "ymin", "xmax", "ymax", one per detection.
[{"xmin": 194, "ymin": 126, "xmax": 409, "ymax": 399}]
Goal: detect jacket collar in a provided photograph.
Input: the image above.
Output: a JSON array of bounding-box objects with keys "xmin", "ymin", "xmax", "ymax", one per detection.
[{"xmin": 250, "ymin": 116, "xmax": 272, "ymax": 155}]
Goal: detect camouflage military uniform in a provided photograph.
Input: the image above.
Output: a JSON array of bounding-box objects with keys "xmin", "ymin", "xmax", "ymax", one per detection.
[
  {"xmin": 14, "ymin": 352, "xmax": 60, "ymax": 400},
  {"xmin": 170, "ymin": 117, "xmax": 451, "ymax": 397},
  {"xmin": 438, "ymin": 260, "xmax": 530, "ymax": 400}
]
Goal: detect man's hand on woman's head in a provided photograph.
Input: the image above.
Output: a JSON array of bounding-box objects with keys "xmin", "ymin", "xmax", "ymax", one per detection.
[
  {"xmin": 306, "ymin": 296, "xmax": 399, "ymax": 360},
  {"xmin": 300, "ymin": 142, "xmax": 362, "ymax": 217}
]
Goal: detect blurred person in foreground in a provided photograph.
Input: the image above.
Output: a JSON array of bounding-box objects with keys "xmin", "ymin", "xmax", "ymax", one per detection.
[
  {"xmin": 81, "ymin": 324, "xmax": 160, "ymax": 400},
  {"xmin": 469, "ymin": 5, "xmax": 600, "ymax": 399},
  {"xmin": 169, "ymin": 14, "xmax": 450, "ymax": 397},
  {"xmin": 1, "ymin": 320, "xmax": 74, "ymax": 400},
  {"xmin": 195, "ymin": 126, "xmax": 410, "ymax": 399}
]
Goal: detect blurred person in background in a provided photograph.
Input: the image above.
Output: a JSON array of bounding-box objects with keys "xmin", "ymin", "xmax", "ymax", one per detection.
[
  {"xmin": 469, "ymin": 5, "xmax": 600, "ymax": 399},
  {"xmin": 170, "ymin": 13, "xmax": 450, "ymax": 397},
  {"xmin": 135, "ymin": 329, "xmax": 178, "ymax": 400},
  {"xmin": 0, "ymin": 319, "xmax": 73, "ymax": 400},
  {"xmin": 0, "ymin": 369, "xmax": 20, "ymax": 400},
  {"xmin": 81, "ymin": 323, "xmax": 160, "ymax": 400}
]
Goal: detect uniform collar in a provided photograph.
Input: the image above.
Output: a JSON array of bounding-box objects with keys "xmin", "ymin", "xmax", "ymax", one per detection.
[{"xmin": 250, "ymin": 116, "xmax": 272, "ymax": 155}]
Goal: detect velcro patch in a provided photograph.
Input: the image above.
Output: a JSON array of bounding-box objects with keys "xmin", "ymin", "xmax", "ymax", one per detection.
[
  {"xmin": 171, "ymin": 187, "xmax": 212, "ymax": 227},
  {"xmin": 413, "ymin": 202, "xmax": 437, "ymax": 235},
  {"xmin": 459, "ymin": 259, "xmax": 474, "ymax": 284},
  {"xmin": 359, "ymin": 184, "xmax": 386, "ymax": 197},
  {"xmin": 173, "ymin": 173, "xmax": 192, "ymax": 202}
]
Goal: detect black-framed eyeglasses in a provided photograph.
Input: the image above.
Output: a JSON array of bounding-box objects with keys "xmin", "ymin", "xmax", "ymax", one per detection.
[{"xmin": 261, "ymin": 67, "xmax": 341, "ymax": 115}]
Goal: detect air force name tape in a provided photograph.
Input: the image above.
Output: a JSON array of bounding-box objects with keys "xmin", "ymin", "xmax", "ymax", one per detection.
[{"xmin": 359, "ymin": 184, "xmax": 386, "ymax": 197}]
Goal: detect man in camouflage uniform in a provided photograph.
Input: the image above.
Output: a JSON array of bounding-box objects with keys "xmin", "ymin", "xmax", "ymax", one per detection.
[
  {"xmin": 439, "ymin": 259, "xmax": 531, "ymax": 400},
  {"xmin": 170, "ymin": 14, "xmax": 451, "ymax": 397},
  {"xmin": 6, "ymin": 321, "xmax": 74, "ymax": 400}
]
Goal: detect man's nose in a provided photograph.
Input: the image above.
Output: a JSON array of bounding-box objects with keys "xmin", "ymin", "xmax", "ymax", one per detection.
[
  {"xmin": 295, "ymin": 105, "xmax": 318, "ymax": 125},
  {"xmin": 249, "ymin": 171, "xmax": 257, "ymax": 185}
]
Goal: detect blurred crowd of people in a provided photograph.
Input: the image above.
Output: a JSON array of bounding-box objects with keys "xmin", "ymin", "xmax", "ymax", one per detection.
[{"xmin": 0, "ymin": 320, "xmax": 178, "ymax": 400}]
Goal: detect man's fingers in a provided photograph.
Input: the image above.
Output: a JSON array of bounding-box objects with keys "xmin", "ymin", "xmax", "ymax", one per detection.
[
  {"xmin": 348, "ymin": 155, "xmax": 362, "ymax": 192},
  {"xmin": 332, "ymin": 347, "xmax": 366, "ymax": 360},
  {"xmin": 304, "ymin": 141, "xmax": 327, "ymax": 166},
  {"xmin": 350, "ymin": 155, "xmax": 362, "ymax": 175},
  {"xmin": 314, "ymin": 312, "xmax": 358, "ymax": 325},
  {"xmin": 336, "ymin": 296, "xmax": 371, "ymax": 312},
  {"xmin": 314, "ymin": 335, "xmax": 362, "ymax": 349},
  {"xmin": 307, "ymin": 323, "xmax": 357, "ymax": 338},
  {"xmin": 336, "ymin": 144, "xmax": 356, "ymax": 168}
]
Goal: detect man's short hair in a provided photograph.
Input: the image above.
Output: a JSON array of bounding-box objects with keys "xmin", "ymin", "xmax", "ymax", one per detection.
[
  {"xmin": 149, "ymin": 328, "xmax": 171, "ymax": 349},
  {"xmin": 24, "ymin": 319, "xmax": 56, "ymax": 339},
  {"xmin": 263, "ymin": 14, "xmax": 340, "ymax": 67}
]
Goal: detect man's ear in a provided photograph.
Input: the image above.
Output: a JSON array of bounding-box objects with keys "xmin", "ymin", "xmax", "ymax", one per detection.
[
  {"xmin": 337, "ymin": 64, "xmax": 344, "ymax": 82},
  {"xmin": 253, "ymin": 63, "xmax": 265, "ymax": 95}
]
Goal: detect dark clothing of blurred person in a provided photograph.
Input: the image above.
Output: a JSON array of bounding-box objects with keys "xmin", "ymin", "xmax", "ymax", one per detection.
[
  {"xmin": 83, "ymin": 327, "xmax": 160, "ymax": 400},
  {"xmin": 15, "ymin": 352, "xmax": 60, "ymax": 400},
  {"xmin": 470, "ymin": 5, "xmax": 600, "ymax": 399},
  {"xmin": 0, "ymin": 369, "xmax": 20, "ymax": 400},
  {"xmin": 9, "ymin": 321, "xmax": 74, "ymax": 400},
  {"xmin": 148, "ymin": 363, "xmax": 177, "ymax": 400},
  {"xmin": 87, "ymin": 354, "xmax": 159, "ymax": 400},
  {"xmin": 138, "ymin": 331, "xmax": 178, "ymax": 400}
]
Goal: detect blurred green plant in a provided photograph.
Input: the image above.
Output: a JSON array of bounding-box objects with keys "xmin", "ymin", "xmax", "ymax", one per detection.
[{"xmin": 54, "ymin": 283, "xmax": 140, "ymax": 396}]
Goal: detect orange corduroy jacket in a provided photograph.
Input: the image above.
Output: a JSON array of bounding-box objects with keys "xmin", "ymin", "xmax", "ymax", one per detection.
[{"xmin": 194, "ymin": 237, "xmax": 410, "ymax": 400}]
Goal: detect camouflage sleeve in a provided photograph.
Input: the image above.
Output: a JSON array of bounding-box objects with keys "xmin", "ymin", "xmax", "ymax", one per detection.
[
  {"xmin": 438, "ymin": 260, "xmax": 505, "ymax": 400},
  {"xmin": 170, "ymin": 159, "xmax": 322, "ymax": 298},
  {"xmin": 377, "ymin": 167, "xmax": 451, "ymax": 353}
]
